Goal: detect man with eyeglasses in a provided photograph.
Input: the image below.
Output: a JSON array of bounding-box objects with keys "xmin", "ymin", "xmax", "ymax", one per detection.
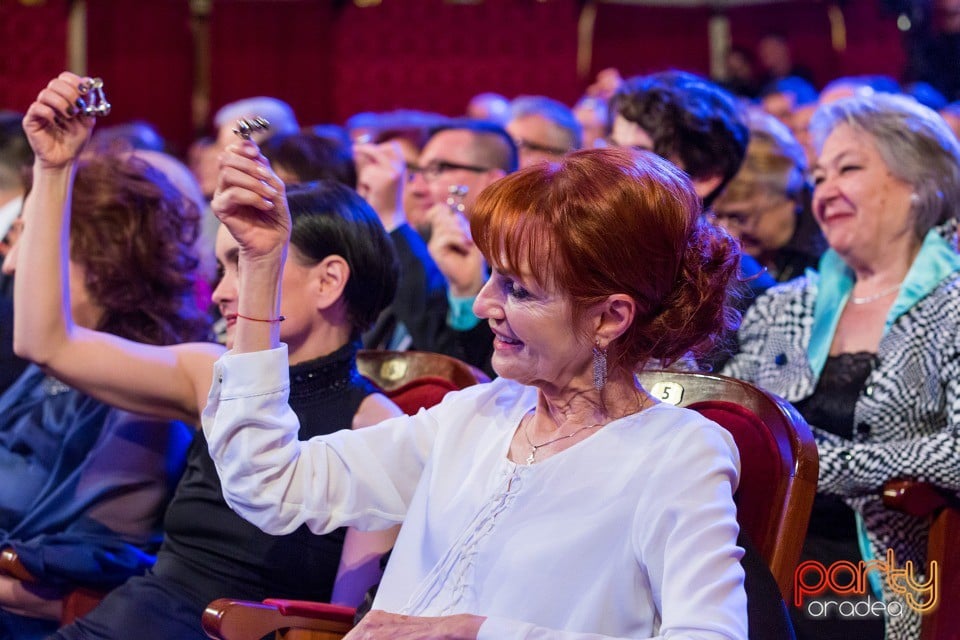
[
  {"xmin": 356, "ymin": 120, "xmax": 513, "ymax": 374},
  {"xmin": 404, "ymin": 121, "xmax": 515, "ymax": 373},
  {"xmin": 505, "ymin": 96, "xmax": 582, "ymax": 169},
  {"xmin": 405, "ymin": 120, "xmax": 516, "ymax": 232}
]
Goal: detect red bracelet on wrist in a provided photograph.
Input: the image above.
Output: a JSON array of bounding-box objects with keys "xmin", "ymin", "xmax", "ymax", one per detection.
[{"xmin": 236, "ymin": 313, "xmax": 286, "ymax": 323}]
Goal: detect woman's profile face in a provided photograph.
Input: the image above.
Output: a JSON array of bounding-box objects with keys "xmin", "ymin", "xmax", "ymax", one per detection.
[
  {"xmin": 3, "ymin": 219, "xmax": 102, "ymax": 329},
  {"xmin": 212, "ymin": 225, "xmax": 319, "ymax": 351},
  {"xmin": 811, "ymin": 124, "xmax": 915, "ymax": 262},
  {"xmin": 473, "ymin": 260, "xmax": 595, "ymax": 392}
]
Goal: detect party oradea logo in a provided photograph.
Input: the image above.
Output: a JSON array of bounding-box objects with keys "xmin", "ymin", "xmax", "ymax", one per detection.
[{"xmin": 794, "ymin": 550, "xmax": 939, "ymax": 618}]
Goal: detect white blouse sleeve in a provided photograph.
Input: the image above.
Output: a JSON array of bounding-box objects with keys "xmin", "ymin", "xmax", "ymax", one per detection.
[{"xmin": 201, "ymin": 345, "xmax": 439, "ymax": 536}]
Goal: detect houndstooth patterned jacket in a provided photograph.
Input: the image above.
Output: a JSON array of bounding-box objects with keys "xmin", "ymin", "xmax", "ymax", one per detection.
[{"xmin": 723, "ymin": 232, "xmax": 960, "ymax": 640}]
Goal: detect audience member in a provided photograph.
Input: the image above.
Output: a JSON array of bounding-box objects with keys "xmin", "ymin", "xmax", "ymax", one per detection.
[
  {"xmin": 819, "ymin": 75, "xmax": 900, "ymax": 105},
  {"xmin": 212, "ymin": 95, "xmax": 298, "ymax": 148},
  {"xmin": 345, "ymin": 111, "xmax": 381, "ymax": 144},
  {"xmin": 309, "ymin": 123, "xmax": 354, "ymax": 149},
  {"xmin": 405, "ymin": 118, "xmax": 516, "ymax": 234},
  {"xmin": 609, "ymin": 70, "xmax": 775, "ymax": 335},
  {"xmin": 788, "ymin": 102, "xmax": 818, "ymax": 167},
  {"xmin": 186, "ymin": 135, "xmax": 218, "ymax": 200},
  {"xmin": 204, "ymin": 147, "xmax": 748, "ymax": 639},
  {"xmin": 906, "ymin": 80, "xmax": 949, "ymax": 111},
  {"xmin": 760, "ymin": 76, "xmax": 818, "ymax": 124},
  {"xmin": 505, "ymin": 95, "xmax": 581, "ymax": 168},
  {"xmin": 465, "ymin": 92, "xmax": 510, "ymax": 125},
  {"xmin": 756, "ymin": 33, "xmax": 814, "ymax": 89},
  {"xmin": 413, "ymin": 120, "xmax": 517, "ymax": 372},
  {"xmin": 353, "ymin": 140, "xmax": 449, "ymax": 353},
  {"xmin": 14, "ymin": 72, "xmax": 402, "ymax": 640},
  {"xmin": 134, "ymin": 149, "xmax": 220, "ymax": 308},
  {"xmin": 718, "ymin": 45, "xmax": 761, "ymax": 99},
  {"xmin": 261, "ymin": 131, "xmax": 357, "ymax": 188},
  {"xmin": 0, "ymin": 112, "xmax": 31, "ymax": 391},
  {"xmin": 2, "ymin": 125, "xmax": 206, "ymax": 637},
  {"xmin": 89, "ymin": 120, "xmax": 165, "ymax": 153},
  {"xmin": 712, "ymin": 111, "xmax": 825, "ymax": 282},
  {"xmin": 585, "ymin": 67, "xmax": 624, "ymax": 100},
  {"xmin": 940, "ymin": 100, "xmax": 960, "ymax": 139},
  {"xmin": 724, "ymin": 93, "xmax": 960, "ymax": 640},
  {"xmin": 609, "ymin": 71, "xmax": 749, "ymax": 209},
  {"xmin": 572, "ymin": 95, "xmax": 609, "ymax": 149},
  {"xmin": 0, "ymin": 113, "xmax": 30, "ymax": 256}
]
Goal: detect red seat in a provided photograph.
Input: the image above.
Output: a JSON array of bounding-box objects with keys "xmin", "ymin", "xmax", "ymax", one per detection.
[
  {"xmin": 356, "ymin": 350, "xmax": 489, "ymax": 415},
  {"xmin": 882, "ymin": 479, "xmax": 960, "ymax": 640},
  {"xmin": 637, "ymin": 370, "xmax": 819, "ymax": 601}
]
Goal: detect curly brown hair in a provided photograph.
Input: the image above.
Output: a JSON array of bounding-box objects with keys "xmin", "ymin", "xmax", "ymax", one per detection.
[{"xmin": 69, "ymin": 152, "xmax": 209, "ymax": 345}]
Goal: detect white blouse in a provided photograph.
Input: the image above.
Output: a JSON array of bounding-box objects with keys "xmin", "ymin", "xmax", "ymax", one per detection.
[{"xmin": 202, "ymin": 345, "xmax": 748, "ymax": 640}]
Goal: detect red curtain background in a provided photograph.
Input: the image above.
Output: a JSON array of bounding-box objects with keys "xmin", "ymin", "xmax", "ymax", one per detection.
[{"xmin": 0, "ymin": 0, "xmax": 905, "ymax": 153}]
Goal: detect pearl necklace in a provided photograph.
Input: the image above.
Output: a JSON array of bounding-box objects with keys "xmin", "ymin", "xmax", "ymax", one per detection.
[{"xmin": 849, "ymin": 283, "xmax": 902, "ymax": 305}]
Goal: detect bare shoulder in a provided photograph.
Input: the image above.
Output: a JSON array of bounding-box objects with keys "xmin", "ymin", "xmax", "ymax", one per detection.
[
  {"xmin": 353, "ymin": 393, "xmax": 404, "ymax": 429},
  {"xmin": 170, "ymin": 341, "xmax": 227, "ymax": 415}
]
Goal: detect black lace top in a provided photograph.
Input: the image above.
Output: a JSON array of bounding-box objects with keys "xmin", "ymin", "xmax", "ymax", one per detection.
[
  {"xmin": 794, "ymin": 352, "xmax": 875, "ymax": 539},
  {"xmin": 154, "ymin": 340, "xmax": 377, "ymax": 605}
]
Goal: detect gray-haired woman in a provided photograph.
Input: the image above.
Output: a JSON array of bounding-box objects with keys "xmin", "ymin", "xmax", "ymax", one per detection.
[{"xmin": 724, "ymin": 93, "xmax": 960, "ymax": 640}]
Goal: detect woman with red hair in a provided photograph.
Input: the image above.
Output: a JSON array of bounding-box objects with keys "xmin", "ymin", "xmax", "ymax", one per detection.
[{"xmin": 206, "ymin": 145, "xmax": 747, "ymax": 639}]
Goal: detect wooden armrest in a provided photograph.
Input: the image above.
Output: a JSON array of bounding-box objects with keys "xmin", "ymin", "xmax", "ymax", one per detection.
[
  {"xmin": 882, "ymin": 479, "xmax": 959, "ymax": 518},
  {"xmin": 0, "ymin": 547, "xmax": 38, "ymax": 582},
  {"xmin": 262, "ymin": 599, "xmax": 356, "ymax": 623},
  {"xmin": 202, "ymin": 598, "xmax": 354, "ymax": 640}
]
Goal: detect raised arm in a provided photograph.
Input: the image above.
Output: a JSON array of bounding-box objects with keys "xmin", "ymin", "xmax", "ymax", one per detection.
[
  {"xmin": 210, "ymin": 140, "xmax": 289, "ymax": 355},
  {"xmin": 12, "ymin": 72, "xmax": 219, "ymax": 425}
]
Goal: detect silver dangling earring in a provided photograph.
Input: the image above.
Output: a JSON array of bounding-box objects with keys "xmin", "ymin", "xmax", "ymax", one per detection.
[{"xmin": 593, "ymin": 340, "xmax": 608, "ymax": 390}]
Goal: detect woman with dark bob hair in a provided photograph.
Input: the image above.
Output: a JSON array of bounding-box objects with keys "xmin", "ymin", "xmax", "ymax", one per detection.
[
  {"xmin": 14, "ymin": 72, "xmax": 402, "ymax": 640},
  {"xmin": 204, "ymin": 145, "xmax": 748, "ymax": 639},
  {"xmin": 0, "ymin": 152, "xmax": 203, "ymax": 636}
]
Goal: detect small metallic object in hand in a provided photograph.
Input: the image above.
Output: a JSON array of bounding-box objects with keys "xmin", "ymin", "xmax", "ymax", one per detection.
[
  {"xmin": 233, "ymin": 117, "xmax": 271, "ymax": 140},
  {"xmin": 79, "ymin": 78, "xmax": 111, "ymax": 117},
  {"xmin": 446, "ymin": 184, "xmax": 468, "ymax": 213}
]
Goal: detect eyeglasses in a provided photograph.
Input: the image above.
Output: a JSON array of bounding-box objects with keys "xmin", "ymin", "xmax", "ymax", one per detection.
[
  {"xmin": 709, "ymin": 195, "xmax": 795, "ymax": 230},
  {"xmin": 513, "ymin": 138, "xmax": 570, "ymax": 158},
  {"xmin": 406, "ymin": 160, "xmax": 491, "ymax": 182}
]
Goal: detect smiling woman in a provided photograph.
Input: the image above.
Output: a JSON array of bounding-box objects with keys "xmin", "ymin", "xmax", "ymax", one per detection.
[
  {"xmin": 203, "ymin": 146, "xmax": 748, "ymax": 639},
  {"xmin": 723, "ymin": 93, "xmax": 960, "ymax": 640}
]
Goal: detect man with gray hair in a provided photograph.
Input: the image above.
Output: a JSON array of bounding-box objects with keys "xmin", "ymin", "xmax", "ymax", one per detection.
[{"xmin": 506, "ymin": 95, "xmax": 582, "ymax": 168}]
